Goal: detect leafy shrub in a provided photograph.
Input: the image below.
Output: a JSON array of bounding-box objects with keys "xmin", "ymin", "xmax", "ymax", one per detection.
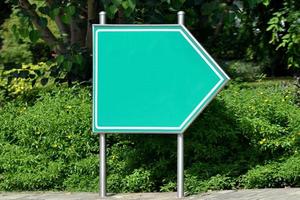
[
  {"xmin": 160, "ymin": 181, "xmax": 176, "ymax": 192},
  {"xmin": 184, "ymin": 174, "xmax": 202, "ymax": 194},
  {"xmin": 0, "ymin": 62, "xmax": 57, "ymax": 97},
  {"xmin": 0, "ymin": 85, "xmax": 96, "ymax": 191},
  {"xmin": 167, "ymin": 173, "xmax": 235, "ymax": 195},
  {"xmin": 0, "ymin": 80, "xmax": 299, "ymax": 193},
  {"xmin": 63, "ymin": 156, "xmax": 99, "ymax": 192},
  {"xmin": 226, "ymin": 60, "xmax": 266, "ymax": 82},
  {"xmin": 202, "ymin": 174, "xmax": 235, "ymax": 191},
  {"xmin": 181, "ymin": 80, "xmax": 299, "ymax": 193},
  {"xmin": 241, "ymin": 154, "xmax": 300, "ymax": 188},
  {"xmin": 220, "ymin": 82, "xmax": 300, "ymax": 155},
  {"xmin": 123, "ymin": 168, "xmax": 153, "ymax": 192},
  {"xmin": 0, "ymin": 143, "xmax": 65, "ymax": 190}
]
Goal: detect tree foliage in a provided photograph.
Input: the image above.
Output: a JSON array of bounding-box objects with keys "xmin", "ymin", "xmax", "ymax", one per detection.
[
  {"xmin": 2, "ymin": 0, "xmax": 299, "ymax": 81},
  {"xmin": 267, "ymin": 0, "xmax": 300, "ymax": 68}
]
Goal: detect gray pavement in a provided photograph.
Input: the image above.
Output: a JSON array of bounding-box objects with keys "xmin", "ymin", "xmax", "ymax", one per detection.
[{"xmin": 1, "ymin": 188, "xmax": 300, "ymax": 200}]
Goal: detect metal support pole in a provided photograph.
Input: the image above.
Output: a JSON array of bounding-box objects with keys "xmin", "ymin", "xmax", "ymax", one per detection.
[
  {"xmin": 99, "ymin": 133, "xmax": 106, "ymax": 198},
  {"xmin": 99, "ymin": 11, "xmax": 106, "ymax": 199},
  {"xmin": 177, "ymin": 134, "xmax": 184, "ymax": 198},
  {"xmin": 177, "ymin": 11, "xmax": 185, "ymax": 199}
]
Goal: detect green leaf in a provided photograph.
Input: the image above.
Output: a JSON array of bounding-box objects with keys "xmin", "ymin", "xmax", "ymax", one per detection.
[
  {"xmin": 112, "ymin": 0, "xmax": 122, "ymax": 6},
  {"xmin": 11, "ymin": 24, "xmax": 17, "ymax": 33},
  {"xmin": 65, "ymin": 5, "xmax": 76, "ymax": 16},
  {"xmin": 63, "ymin": 61, "xmax": 72, "ymax": 72},
  {"xmin": 122, "ymin": 1, "xmax": 129, "ymax": 9},
  {"xmin": 74, "ymin": 54, "xmax": 83, "ymax": 65},
  {"xmin": 107, "ymin": 5, "xmax": 118, "ymax": 19},
  {"xmin": 61, "ymin": 14, "xmax": 71, "ymax": 24},
  {"xmin": 50, "ymin": 8, "xmax": 60, "ymax": 20},
  {"xmin": 128, "ymin": 0, "xmax": 136, "ymax": 9},
  {"xmin": 266, "ymin": 24, "xmax": 276, "ymax": 31},
  {"xmin": 262, "ymin": 0, "xmax": 270, "ymax": 6},
  {"xmin": 269, "ymin": 17, "xmax": 279, "ymax": 24},
  {"xmin": 29, "ymin": 30, "xmax": 40, "ymax": 43},
  {"xmin": 11, "ymin": 24, "xmax": 19, "ymax": 40},
  {"xmin": 19, "ymin": 28, "xmax": 29, "ymax": 38},
  {"xmin": 56, "ymin": 55, "xmax": 65, "ymax": 64}
]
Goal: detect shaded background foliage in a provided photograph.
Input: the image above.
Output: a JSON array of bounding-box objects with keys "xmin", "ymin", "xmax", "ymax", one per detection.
[{"xmin": 1, "ymin": 0, "xmax": 299, "ymax": 83}]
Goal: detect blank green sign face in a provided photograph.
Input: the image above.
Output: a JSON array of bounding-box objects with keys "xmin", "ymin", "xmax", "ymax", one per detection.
[{"xmin": 93, "ymin": 25, "xmax": 229, "ymax": 133}]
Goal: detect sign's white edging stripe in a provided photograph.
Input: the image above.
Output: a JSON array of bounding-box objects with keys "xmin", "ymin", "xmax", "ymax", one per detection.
[
  {"xmin": 94, "ymin": 27, "xmax": 227, "ymax": 131},
  {"xmin": 92, "ymin": 26, "xmax": 95, "ymax": 132},
  {"xmin": 180, "ymin": 25, "xmax": 230, "ymax": 80},
  {"xmin": 178, "ymin": 30, "xmax": 223, "ymax": 80}
]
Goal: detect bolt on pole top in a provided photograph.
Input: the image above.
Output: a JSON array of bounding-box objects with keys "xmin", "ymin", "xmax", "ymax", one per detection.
[
  {"xmin": 99, "ymin": 11, "xmax": 106, "ymax": 25},
  {"xmin": 177, "ymin": 11, "xmax": 185, "ymax": 25}
]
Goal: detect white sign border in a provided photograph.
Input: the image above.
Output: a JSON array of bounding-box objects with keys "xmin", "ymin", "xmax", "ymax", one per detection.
[{"xmin": 93, "ymin": 25, "xmax": 229, "ymax": 133}]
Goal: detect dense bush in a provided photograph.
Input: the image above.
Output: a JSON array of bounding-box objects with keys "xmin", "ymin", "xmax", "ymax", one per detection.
[
  {"xmin": 0, "ymin": 80, "xmax": 299, "ymax": 193},
  {"xmin": 0, "ymin": 85, "xmax": 95, "ymax": 191},
  {"xmin": 241, "ymin": 154, "xmax": 300, "ymax": 188}
]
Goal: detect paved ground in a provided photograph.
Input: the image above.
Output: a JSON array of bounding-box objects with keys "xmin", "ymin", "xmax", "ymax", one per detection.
[{"xmin": 1, "ymin": 188, "xmax": 300, "ymax": 200}]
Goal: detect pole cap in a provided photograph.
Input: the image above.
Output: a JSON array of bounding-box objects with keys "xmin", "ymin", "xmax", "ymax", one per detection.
[{"xmin": 177, "ymin": 11, "xmax": 185, "ymax": 15}]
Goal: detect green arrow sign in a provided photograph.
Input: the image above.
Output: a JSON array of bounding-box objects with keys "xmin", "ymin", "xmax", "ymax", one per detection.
[{"xmin": 93, "ymin": 25, "xmax": 229, "ymax": 134}]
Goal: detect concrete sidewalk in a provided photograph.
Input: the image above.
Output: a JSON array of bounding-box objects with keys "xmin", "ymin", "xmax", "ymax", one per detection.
[{"xmin": 1, "ymin": 188, "xmax": 300, "ymax": 200}]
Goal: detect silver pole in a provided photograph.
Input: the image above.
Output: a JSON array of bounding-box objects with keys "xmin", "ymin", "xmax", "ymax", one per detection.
[
  {"xmin": 99, "ymin": 11, "xmax": 106, "ymax": 199},
  {"xmin": 177, "ymin": 133, "xmax": 184, "ymax": 198},
  {"xmin": 177, "ymin": 11, "xmax": 185, "ymax": 199},
  {"xmin": 99, "ymin": 133, "xmax": 106, "ymax": 198}
]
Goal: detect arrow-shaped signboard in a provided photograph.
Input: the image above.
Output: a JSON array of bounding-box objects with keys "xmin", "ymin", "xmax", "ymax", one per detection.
[{"xmin": 93, "ymin": 25, "xmax": 229, "ymax": 134}]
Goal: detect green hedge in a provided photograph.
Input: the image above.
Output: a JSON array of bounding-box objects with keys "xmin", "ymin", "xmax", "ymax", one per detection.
[
  {"xmin": 0, "ymin": 86, "xmax": 93, "ymax": 190},
  {"xmin": 241, "ymin": 154, "xmax": 300, "ymax": 188},
  {"xmin": 0, "ymin": 81, "xmax": 299, "ymax": 193}
]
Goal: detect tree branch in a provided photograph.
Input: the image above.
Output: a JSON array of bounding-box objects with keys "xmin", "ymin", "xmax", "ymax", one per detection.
[
  {"xmin": 71, "ymin": 18, "xmax": 85, "ymax": 46},
  {"xmin": 86, "ymin": 0, "xmax": 97, "ymax": 52}
]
